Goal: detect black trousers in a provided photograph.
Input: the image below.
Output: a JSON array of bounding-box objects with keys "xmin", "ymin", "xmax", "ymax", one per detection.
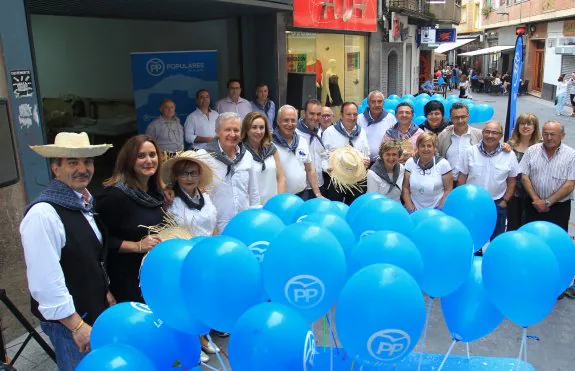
[
  {"xmin": 506, "ymin": 195, "xmax": 525, "ymax": 231},
  {"xmin": 323, "ymin": 172, "xmax": 366, "ymax": 206},
  {"xmin": 524, "ymin": 198, "xmax": 571, "ymax": 232}
]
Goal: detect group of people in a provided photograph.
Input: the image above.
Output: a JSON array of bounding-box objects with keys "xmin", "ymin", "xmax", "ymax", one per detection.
[
  {"xmin": 555, "ymin": 71, "xmax": 575, "ymax": 117},
  {"xmin": 19, "ymin": 86, "xmax": 575, "ymax": 370}
]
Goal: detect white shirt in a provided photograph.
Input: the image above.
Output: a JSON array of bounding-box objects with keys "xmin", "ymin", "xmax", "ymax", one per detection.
[
  {"xmin": 215, "ymin": 97, "xmax": 252, "ymax": 119},
  {"xmin": 357, "ymin": 111, "xmax": 397, "ymax": 161},
  {"xmin": 367, "ymin": 165, "xmax": 405, "ymax": 202},
  {"xmin": 183, "ymin": 108, "xmax": 219, "ymax": 149},
  {"xmin": 276, "ymin": 138, "xmax": 312, "ymax": 194},
  {"xmin": 321, "ymin": 124, "xmax": 370, "ymax": 172},
  {"xmin": 19, "ymin": 192, "xmax": 102, "ymax": 321},
  {"xmin": 458, "ymin": 144, "xmax": 520, "ymax": 200},
  {"xmin": 209, "ymin": 145, "xmax": 260, "ymax": 231},
  {"xmin": 296, "ymin": 126, "xmax": 325, "ymax": 188},
  {"xmin": 167, "ymin": 191, "xmax": 217, "ymax": 236},
  {"xmin": 405, "ymin": 157, "xmax": 452, "ymax": 210},
  {"xmin": 254, "ymin": 155, "xmax": 279, "ymax": 205},
  {"xmin": 446, "ymin": 127, "xmax": 473, "ymax": 180}
]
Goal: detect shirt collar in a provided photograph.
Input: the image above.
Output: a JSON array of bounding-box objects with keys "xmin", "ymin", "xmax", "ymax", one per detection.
[
  {"xmin": 452, "ymin": 125, "xmax": 471, "ymax": 137},
  {"xmin": 226, "ymin": 96, "xmax": 245, "ymax": 104},
  {"xmin": 217, "ymin": 140, "xmax": 240, "ymax": 157}
]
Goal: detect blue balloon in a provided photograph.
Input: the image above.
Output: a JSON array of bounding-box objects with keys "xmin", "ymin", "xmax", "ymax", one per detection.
[
  {"xmin": 293, "ymin": 197, "xmax": 339, "ymax": 223},
  {"xmin": 229, "ymin": 302, "xmax": 313, "ymax": 371},
  {"xmin": 348, "ymin": 231, "xmax": 424, "ymax": 283},
  {"xmin": 441, "ymin": 257, "xmax": 504, "ymax": 342},
  {"xmin": 410, "ymin": 208, "xmax": 446, "ymax": 229},
  {"xmin": 76, "ymin": 344, "xmax": 155, "ymax": 371},
  {"xmin": 302, "ymin": 212, "xmax": 356, "ymax": 256},
  {"xmin": 416, "ymin": 93, "xmax": 430, "ymax": 101},
  {"xmin": 411, "ymin": 215, "xmax": 474, "ymax": 297},
  {"xmin": 414, "ymin": 100, "xmax": 426, "ymax": 117},
  {"xmin": 331, "ymin": 201, "xmax": 349, "ymax": 218},
  {"xmin": 362, "ymin": 97, "xmax": 368, "ymax": 106},
  {"xmin": 172, "ymin": 330, "xmax": 202, "ymax": 369},
  {"xmin": 446, "ymin": 95, "xmax": 460, "ymax": 102},
  {"xmin": 348, "ymin": 198, "xmax": 413, "ymax": 240},
  {"xmin": 222, "ymin": 208, "xmax": 285, "ymax": 263},
  {"xmin": 91, "ymin": 302, "xmax": 182, "ymax": 369},
  {"xmin": 346, "ymin": 193, "xmax": 386, "ymax": 224},
  {"xmin": 482, "ymin": 231, "xmax": 559, "ymax": 327},
  {"xmin": 182, "ymin": 236, "xmax": 263, "ymax": 332},
  {"xmin": 388, "ymin": 94, "xmax": 400, "ymax": 101},
  {"xmin": 443, "ymin": 101, "xmax": 454, "ymax": 120},
  {"xmin": 431, "ymin": 94, "xmax": 444, "ymax": 101},
  {"xmin": 388, "ymin": 109, "xmax": 395, "ymax": 116},
  {"xmin": 140, "ymin": 238, "xmax": 208, "ymax": 335},
  {"xmin": 402, "ymin": 94, "xmax": 415, "ymax": 100},
  {"xmin": 262, "ymin": 223, "xmax": 347, "ymax": 322},
  {"xmin": 263, "ymin": 193, "xmax": 304, "ymax": 224},
  {"xmin": 336, "ymin": 264, "xmax": 425, "ymax": 366},
  {"xmin": 400, "ymin": 98, "xmax": 415, "ymax": 109},
  {"xmin": 475, "ymin": 104, "xmax": 495, "ymax": 123},
  {"xmin": 384, "ymin": 99, "xmax": 400, "ymax": 111},
  {"xmin": 520, "ymin": 221, "xmax": 575, "ymax": 295},
  {"xmin": 413, "ymin": 115, "xmax": 426, "ymax": 126},
  {"xmin": 443, "ymin": 185, "xmax": 496, "ymax": 252}
]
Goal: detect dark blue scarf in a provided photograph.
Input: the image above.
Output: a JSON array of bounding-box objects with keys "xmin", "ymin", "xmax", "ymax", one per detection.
[
  {"xmin": 296, "ymin": 118, "xmax": 325, "ymax": 149},
  {"xmin": 251, "ymin": 99, "xmax": 273, "ymax": 115},
  {"xmin": 205, "ymin": 139, "xmax": 247, "ymax": 176},
  {"xmin": 478, "ymin": 141, "xmax": 502, "ymax": 157},
  {"xmin": 333, "ymin": 120, "xmax": 361, "ymax": 147},
  {"xmin": 245, "ymin": 142, "xmax": 277, "ymax": 171},
  {"xmin": 363, "ymin": 107, "xmax": 388, "ymax": 126},
  {"xmin": 25, "ymin": 179, "xmax": 92, "ymax": 215},
  {"xmin": 272, "ymin": 127, "xmax": 300, "ymax": 154}
]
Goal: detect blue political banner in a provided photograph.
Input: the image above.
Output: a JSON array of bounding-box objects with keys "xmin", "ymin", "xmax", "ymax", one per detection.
[
  {"xmin": 130, "ymin": 51, "xmax": 218, "ymax": 133},
  {"xmin": 505, "ymin": 35, "xmax": 523, "ymax": 141}
]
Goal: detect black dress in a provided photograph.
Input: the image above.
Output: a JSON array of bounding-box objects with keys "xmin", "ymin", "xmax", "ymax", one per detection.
[
  {"xmin": 94, "ymin": 186, "xmax": 164, "ymax": 303},
  {"xmin": 327, "ymin": 75, "xmax": 343, "ymax": 106}
]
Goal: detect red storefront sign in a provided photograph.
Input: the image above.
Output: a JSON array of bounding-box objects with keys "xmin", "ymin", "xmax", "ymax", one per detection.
[{"xmin": 294, "ymin": 0, "xmax": 377, "ymax": 32}]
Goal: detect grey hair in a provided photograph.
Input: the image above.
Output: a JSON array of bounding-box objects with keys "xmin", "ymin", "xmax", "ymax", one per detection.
[
  {"xmin": 368, "ymin": 90, "xmax": 384, "ymax": 100},
  {"xmin": 277, "ymin": 104, "xmax": 298, "ymax": 120},
  {"xmin": 215, "ymin": 112, "xmax": 241, "ymax": 130},
  {"xmin": 543, "ymin": 120, "xmax": 565, "ymax": 134},
  {"xmin": 486, "ymin": 120, "xmax": 503, "ymax": 132}
]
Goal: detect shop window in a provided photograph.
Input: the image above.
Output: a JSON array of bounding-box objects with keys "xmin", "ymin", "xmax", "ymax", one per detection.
[
  {"xmin": 461, "ymin": 5, "xmax": 467, "ymax": 23},
  {"xmin": 387, "ymin": 50, "xmax": 399, "ymax": 95},
  {"xmin": 286, "ymin": 32, "xmax": 367, "ymax": 109}
]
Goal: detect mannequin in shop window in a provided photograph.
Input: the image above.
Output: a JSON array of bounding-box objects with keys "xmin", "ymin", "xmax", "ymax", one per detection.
[
  {"xmin": 306, "ymin": 53, "xmax": 323, "ymax": 99},
  {"xmin": 325, "ymin": 59, "xmax": 344, "ymax": 110}
]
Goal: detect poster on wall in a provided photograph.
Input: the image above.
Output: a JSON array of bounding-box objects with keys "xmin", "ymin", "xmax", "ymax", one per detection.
[
  {"xmin": 293, "ymin": 0, "xmax": 377, "ymax": 32},
  {"xmin": 346, "ymin": 52, "xmax": 360, "ymax": 71},
  {"xmin": 287, "ymin": 54, "xmax": 308, "ymax": 72},
  {"xmin": 130, "ymin": 50, "xmax": 218, "ymax": 133}
]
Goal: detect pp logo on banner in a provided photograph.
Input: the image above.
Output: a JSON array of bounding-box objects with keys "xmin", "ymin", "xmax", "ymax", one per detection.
[
  {"xmin": 131, "ymin": 302, "xmax": 153, "ymax": 314},
  {"xmin": 146, "ymin": 58, "xmax": 165, "ymax": 76},
  {"xmin": 303, "ymin": 330, "xmax": 316, "ymax": 371},
  {"xmin": 360, "ymin": 229, "xmax": 376, "ymax": 239},
  {"xmin": 284, "ymin": 275, "xmax": 325, "ymax": 309},
  {"xmin": 247, "ymin": 241, "xmax": 269, "ymax": 263},
  {"xmin": 367, "ymin": 329, "xmax": 411, "ymax": 361}
]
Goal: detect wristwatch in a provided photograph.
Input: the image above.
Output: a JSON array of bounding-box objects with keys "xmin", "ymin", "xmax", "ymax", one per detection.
[{"xmin": 544, "ymin": 199, "xmax": 551, "ymax": 208}]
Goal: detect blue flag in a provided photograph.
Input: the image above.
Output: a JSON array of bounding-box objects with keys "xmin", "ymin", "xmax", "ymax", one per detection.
[{"xmin": 505, "ymin": 35, "xmax": 524, "ymax": 141}]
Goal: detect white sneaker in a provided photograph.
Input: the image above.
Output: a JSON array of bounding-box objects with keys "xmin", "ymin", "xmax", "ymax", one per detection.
[
  {"xmin": 200, "ymin": 351, "xmax": 210, "ymax": 363},
  {"xmin": 201, "ymin": 340, "xmax": 220, "ymax": 354}
]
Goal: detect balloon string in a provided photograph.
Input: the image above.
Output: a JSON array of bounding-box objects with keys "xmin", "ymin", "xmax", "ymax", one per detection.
[
  {"xmin": 417, "ymin": 297, "xmax": 434, "ymax": 371},
  {"xmin": 523, "ymin": 327, "xmax": 528, "ymax": 371},
  {"xmin": 350, "ymin": 359, "xmax": 355, "ymax": 371},
  {"xmin": 326, "ymin": 311, "xmax": 340, "ymax": 354},
  {"xmin": 206, "ymin": 334, "xmax": 228, "ymax": 371},
  {"xmin": 201, "ymin": 362, "xmax": 221, "ymax": 371},
  {"xmin": 323, "ymin": 316, "xmax": 328, "ymax": 352},
  {"xmin": 466, "ymin": 342, "xmax": 470, "ymax": 359},
  {"xmin": 437, "ymin": 339, "xmax": 457, "ymax": 371},
  {"xmin": 515, "ymin": 328, "xmax": 526, "ymax": 371}
]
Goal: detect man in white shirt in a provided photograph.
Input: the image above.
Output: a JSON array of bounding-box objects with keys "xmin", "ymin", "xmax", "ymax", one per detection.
[
  {"xmin": 320, "ymin": 106, "xmax": 334, "ymax": 132},
  {"xmin": 250, "ymin": 83, "xmax": 276, "ymax": 129},
  {"xmin": 184, "ymin": 89, "xmax": 219, "ymax": 150},
  {"xmin": 457, "ymin": 121, "xmax": 519, "ymax": 240},
  {"xmin": 357, "ymin": 90, "xmax": 397, "ymax": 163},
  {"xmin": 273, "ymin": 105, "xmax": 324, "ymax": 198},
  {"xmin": 205, "ymin": 112, "xmax": 260, "ymax": 231},
  {"xmin": 295, "ymin": 98, "xmax": 325, "ymax": 200},
  {"xmin": 215, "ymin": 79, "xmax": 253, "ymax": 119},
  {"xmin": 21, "ymin": 132, "xmax": 115, "ymax": 369}
]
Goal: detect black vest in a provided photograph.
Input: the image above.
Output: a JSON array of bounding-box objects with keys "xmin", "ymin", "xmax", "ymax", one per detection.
[{"xmin": 30, "ymin": 203, "xmax": 109, "ymax": 326}]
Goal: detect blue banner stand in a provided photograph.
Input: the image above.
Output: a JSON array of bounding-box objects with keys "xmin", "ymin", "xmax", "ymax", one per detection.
[{"xmin": 313, "ymin": 351, "xmax": 535, "ymax": 370}]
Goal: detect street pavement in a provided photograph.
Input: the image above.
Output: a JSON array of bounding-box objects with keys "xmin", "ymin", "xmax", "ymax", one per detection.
[{"xmin": 5, "ymin": 92, "xmax": 575, "ymax": 370}]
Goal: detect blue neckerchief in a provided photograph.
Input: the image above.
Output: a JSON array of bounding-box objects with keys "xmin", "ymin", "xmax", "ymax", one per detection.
[
  {"xmin": 205, "ymin": 139, "xmax": 247, "ymax": 176},
  {"xmin": 333, "ymin": 120, "xmax": 361, "ymax": 147},
  {"xmin": 363, "ymin": 107, "xmax": 388, "ymax": 126},
  {"xmin": 245, "ymin": 142, "xmax": 277, "ymax": 171},
  {"xmin": 297, "ymin": 118, "xmax": 325, "ymax": 148},
  {"xmin": 251, "ymin": 99, "xmax": 272, "ymax": 115},
  {"xmin": 25, "ymin": 179, "xmax": 92, "ymax": 215},
  {"xmin": 386, "ymin": 122, "xmax": 420, "ymax": 140},
  {"xmin": 272, "ymin": 127, "xmax": 300, "ymax": 154},
  {"xmin": 478, "ymin": 141, "xmax": 502, "ymax": 157}
]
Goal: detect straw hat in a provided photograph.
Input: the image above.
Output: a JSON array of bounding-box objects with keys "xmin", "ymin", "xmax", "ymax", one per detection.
[
  {"xmin": 30, "ymin": 132, "xmax": 112, "ymax": 158},
  {"xmin": 160, "ymin": 150, "xmax": 214, "ymax": 188},
  {"xmin": 328, "ymin": 146, "xmax": 367, "ymax": 194}
]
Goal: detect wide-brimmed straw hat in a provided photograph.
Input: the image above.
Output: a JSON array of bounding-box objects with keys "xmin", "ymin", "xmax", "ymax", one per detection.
[
  {"xmin": 30, "ymin": 132, "xmax": 112, "ymax": 158},
  {"xmin": 328, "ymin": 146, "xmax": 367, "ymax": 194},
  {"xmin": 160, "ymin": 149, "xmax": 214, "ymax": 188}
]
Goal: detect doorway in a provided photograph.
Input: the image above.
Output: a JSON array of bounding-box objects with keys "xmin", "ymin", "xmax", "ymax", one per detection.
[
  {"xmin": 532, "ymin": 41, "xmax": 545, "ymax": 92},
  {"xmin": 388, "ymin": 50, "xmax": 399, "ymax": 95}
]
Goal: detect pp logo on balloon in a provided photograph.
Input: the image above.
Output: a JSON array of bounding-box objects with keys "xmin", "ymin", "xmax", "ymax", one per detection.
[
  {"xmin": 303, "ymin": 330, "xmax": 316, "ymax": 371},
  {"xmin": 284, "ymin": 275, "xmax": 325, "ymax": 309},
  {"xmin": 367, "ymin": 329, "xmax": 411, "ymax": 362},
  {"xmin": 247, "ymin": 241, "xmax": 269, "ymax": 263},
  {"xmin": 130, "ymin": 302, "xmax": 153, "ymax": 314},
  {"xmin": 296, "ymin": 215, "xmax": 309, "ymax": 223},
  {"xmin": 360, "ymin": 230, "xmax": 376, "ymax": 239}
]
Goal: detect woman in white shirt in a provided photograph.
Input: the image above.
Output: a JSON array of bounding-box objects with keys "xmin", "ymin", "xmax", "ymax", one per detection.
[
  {"xmin": 459, "ymin": 75, "xmax": 472, "ymax": 99},
  {"xmin": 367, "ymin": 140, "xmax": 404, "ymax": 201},
  {"xmin": 402, "ymin": 132, "xmax": 453, "ymax": 211},
  {"xmin": 241, "ymin": 112, "xmax": 286, "ymax": 204},
  {"xmin": 555, "ymin": 74, "xmax": 568, "ymax": 116}
]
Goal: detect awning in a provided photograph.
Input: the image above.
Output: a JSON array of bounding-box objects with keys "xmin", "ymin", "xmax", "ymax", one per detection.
[
  {"xmin": 434, "ymin": 38, "xmax": 476, "ymax": 54},
  {"xmin": 459, "ymin": 45, "xmax": 515, "ymax": 56}
]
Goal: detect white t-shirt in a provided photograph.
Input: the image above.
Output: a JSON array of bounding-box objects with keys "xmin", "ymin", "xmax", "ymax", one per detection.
[
  {"xmin": 254, "ymin": 155, "xmax": 278, "ymax": 205},
  {"xmin": 183, "ymin": 109, "xmax": 219, "ymax": 149},
  {"xmin": 296, "ymin": 127, "xmax": 325, "ymax": 188},
  {"xmin": 367, "ymin": 165, "xmax": 405, "ymax": 202},
  {"xmin": 446, "ymin": 128, "xmax": 473, "ymax": 180},
  {"xmin": 321, "ymin": 125, "xmax": 370, "ymax": 171},
  {"xmin": 276, "ymin": 138, "xmax": 312, "ymax": 194},
  {"xmin": 357, "ymin": 112, "xmax": 397, "ymax": 162},
  {"xmin": 167, "ymin": 191, "xmax": 217, "ymax": 236},
  {"xmin": 457, "ymin": 145, "xmax": 520, "ymax": 200},
  {"xmin": 405, "ymin": 157, "xmax": 452, "ymax": 210}
]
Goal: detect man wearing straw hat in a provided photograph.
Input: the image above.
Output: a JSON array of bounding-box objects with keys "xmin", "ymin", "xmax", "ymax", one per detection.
[{"xmin": 20, "ymin": 132, "xmax": 114, "ymax": 370}]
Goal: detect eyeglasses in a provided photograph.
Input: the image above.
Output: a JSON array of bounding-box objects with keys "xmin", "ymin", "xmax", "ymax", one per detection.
[
  {"xmin": 321, "ymin": 114, "xmax": 333, "ymax": 118},
  {"xmin": 542, "ymin": 132, "xmax": 560, "ymax": 137},
  {"xmin": 483, "ymin": 130, "xmax": 502, "ymax": 136},
  {"xmin": 518, "ymin": 122, "xmax": 534, "ymax": 127},
  {"xmin": 178, "ymin": 171, "xmax": 200, "ymax": 178},
  {"xmin": 451, "ymin": 115, "xmax": 469, "ymax": 121}
]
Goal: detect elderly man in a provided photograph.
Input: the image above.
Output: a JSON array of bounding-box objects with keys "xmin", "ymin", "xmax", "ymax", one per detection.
[
  {"xmin": 357, "ymin": 90, "xmax": 397, "ymax": 163},
  {"xmin": 250, "ymin": 83, "xmax": 276, "ymax": 129},
  {"xmin": 21, "ymin": 132, "xmax": 114, "ymax": 369},
  {"xmin": 457, "ymin": 121, "xmax": 519, "ymax": 240},
  {"xmin": 295, "ymin": 99, "xmax": 325, "ymax": 200},
  {"xmin": 215, "ymin": 79, "xmax": 252, "ymax": 119},
  {"xmin": 205, "ymin": 112, "xmax": 260, "ymax": 231},
  {"xmin": 320, "ymin": 106, "xmax": 334, "ymax": 132},
  {"xmin": 383, "ymin": 103, "xmax": 424, "ymax": 163},
  {"xmin": 520, "ymin": 121, "xmax": 575, "ymax": 232},
  {"xmin": 438, "ymin": 102, "xmax": 482, "ymax": 185},
  {"xmin": 273, "ymin": 105, "xmax": 324, "ymax": 198},
  {"xmin": 184, "ymin": 89, "xmax": 219, "ymax": 150},
  {"xmin": 145, "ymin": 98, "xmax": 184, "ymax": 154}
]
